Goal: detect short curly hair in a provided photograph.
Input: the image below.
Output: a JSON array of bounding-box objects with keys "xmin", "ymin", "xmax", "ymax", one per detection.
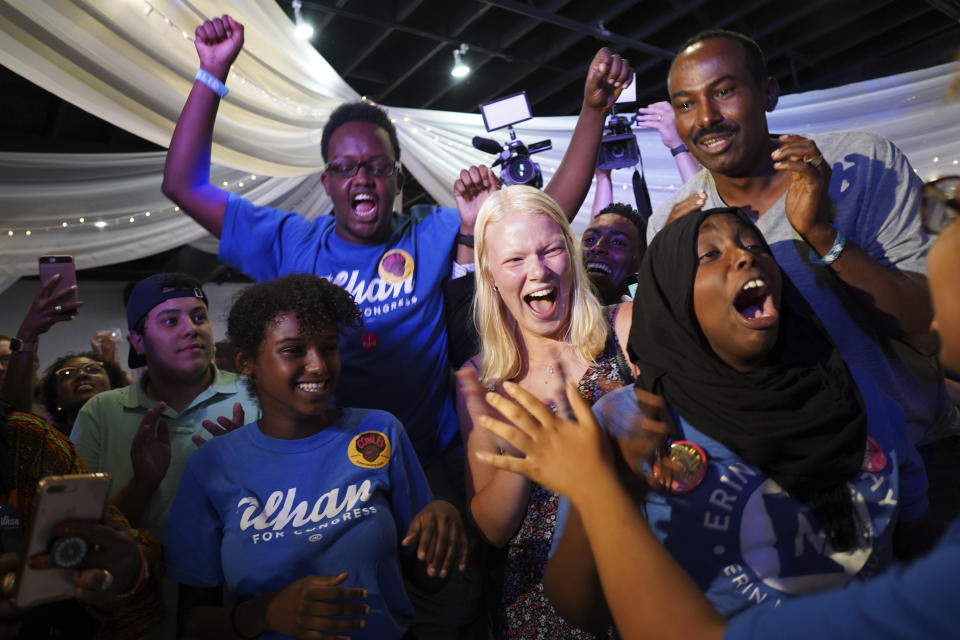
[
  {"xmin": 41, "ymin": 352, "xmax": 127, "ymax": 429},
  {"xmin": 227, "ymin": 275, "xmax": 362, "ymax": 398},
  {"xmin": 320, "ymin": 101, "xmax": 401, "ymax": 162}
]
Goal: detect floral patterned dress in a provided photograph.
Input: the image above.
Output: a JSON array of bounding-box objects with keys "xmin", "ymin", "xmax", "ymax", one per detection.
[{"xmin": 500, "ymin": 305, "xmax": 634, "ymax": 639}]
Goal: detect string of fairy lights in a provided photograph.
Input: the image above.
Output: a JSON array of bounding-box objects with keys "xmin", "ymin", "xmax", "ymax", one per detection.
[{"xmin": 2, "ymin": 175, "xmax": 259, "ymax": 238}]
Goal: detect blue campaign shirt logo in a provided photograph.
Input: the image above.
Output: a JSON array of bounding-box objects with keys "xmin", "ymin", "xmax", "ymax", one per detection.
[{"xmin": 738, "ymin": 478, "xmax": 873, "ymax": 594}]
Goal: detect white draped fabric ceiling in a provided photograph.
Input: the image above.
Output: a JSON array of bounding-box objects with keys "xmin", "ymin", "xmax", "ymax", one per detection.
[{"xmin": 0, "ymin": 0, "xmax": 958, "ymax": 280}]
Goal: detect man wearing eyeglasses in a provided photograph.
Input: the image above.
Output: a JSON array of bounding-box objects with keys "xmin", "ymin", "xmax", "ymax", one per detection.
[{"xmin": 647, "ymin": 30, "xmax": 960, "ymax": 523}]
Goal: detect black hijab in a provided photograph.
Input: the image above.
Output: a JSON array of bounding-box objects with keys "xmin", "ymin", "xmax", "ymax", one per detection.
[{"xmin": 628, "ymin": 208, "xmax": 866, "ymax": 495}]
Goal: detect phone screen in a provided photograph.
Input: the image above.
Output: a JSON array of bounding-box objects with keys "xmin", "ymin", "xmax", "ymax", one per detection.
[{"xmin": 38, "ymin": 255, "xmax": 78, "ymax": 306}]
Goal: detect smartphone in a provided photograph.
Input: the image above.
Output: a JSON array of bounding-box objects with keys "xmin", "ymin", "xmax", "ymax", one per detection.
[
  {"xmin": 14, "ymin": 473, "xmax": 111, "ymax": 608},
  {"xmin": 38, "ymin": 255, "xmax": 78, "ymax": 307}
]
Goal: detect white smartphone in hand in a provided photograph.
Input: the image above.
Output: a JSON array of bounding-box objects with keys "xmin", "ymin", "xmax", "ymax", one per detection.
[{"xmin": 14, "ymin": 473, "xmax": 111, "ymax": 608}]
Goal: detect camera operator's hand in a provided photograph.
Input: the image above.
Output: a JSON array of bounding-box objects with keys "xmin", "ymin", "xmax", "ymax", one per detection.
[
  {"xmin": 195, "ymin": 14, "xmax": 244, "ymax": 80},
  {"xmin": 454, "ymin": 165, "xmax": 500, "ymax": 233},
  {"xmin": 584, "ymin": 48, "xmax": 633, "ymax": 116}
]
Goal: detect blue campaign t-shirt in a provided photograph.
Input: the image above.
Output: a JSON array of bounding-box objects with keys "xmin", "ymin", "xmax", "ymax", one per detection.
[
  {"xmin": 724, "ymin": 516, "xmax": 960, "ymax": 640},
  {"xmin": 165, "ymin": 408, "xmax": 433, "ymax": 640},
  {"xmin": 553, "ymin": 367, "xmax": 928, "ymax": 618},
  {"xmin": 220, "ymin": 194, "xmax": 461, "ymax": 465}
]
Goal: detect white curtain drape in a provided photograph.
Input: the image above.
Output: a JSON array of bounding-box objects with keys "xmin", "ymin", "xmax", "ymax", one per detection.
[{"xmin": 0, "ymin": 0, "xmax": 958, "ymax": 279}]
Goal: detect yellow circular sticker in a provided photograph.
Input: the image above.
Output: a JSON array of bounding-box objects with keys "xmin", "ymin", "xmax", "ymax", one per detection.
[
  {"xmin": 378, "ymin": 249, "xmax": 414, "ymax": 285},
  {"xmin": 348, "ymin": 431, "xmax": 392, "ymax": 469}
]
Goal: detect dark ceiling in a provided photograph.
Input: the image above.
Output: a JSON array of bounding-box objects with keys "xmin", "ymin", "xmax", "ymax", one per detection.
[{"xmin": 1, "ymin": 0, "xmax": 959, "ymax": 283}]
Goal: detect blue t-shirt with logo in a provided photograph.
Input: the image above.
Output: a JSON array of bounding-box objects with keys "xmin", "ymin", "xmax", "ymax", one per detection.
[
  {"xmin": 165, "ymin": 408, "xmax": 433, "ymax": 639},
  {"xmin": 553, "ymin": 367, "xmax": 928, "ymax": 618},
  {"xmin": 220, "ymin": 194, "xmax": 461, "ymax": 465}
]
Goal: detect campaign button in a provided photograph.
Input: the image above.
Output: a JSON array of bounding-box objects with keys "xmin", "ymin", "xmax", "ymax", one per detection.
[
  {"xmin": 861, "ymin": 436, "xmax": 886, "ymax": 472},
  {"xmin": 653, "ymin": 440, "xmax": 707, "ymax": 495},
  {"xmin": 361, "ymin": 332, "xmax": 378, "ymax": 351}
]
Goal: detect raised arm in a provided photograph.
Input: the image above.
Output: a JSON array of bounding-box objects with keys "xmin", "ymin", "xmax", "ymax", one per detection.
[
  {"xmin": 161, "ymin": 15, "xmax": 245, "ymax": 238},
  {"xmin": 635, "ymin": 101, "xmax": 700, "ymax": 184},
  {"xmin": 1, "ymin": 276, "xmax": 80, "ymax": 412},
  {"xmin": 590, "ymin": 169, "xmax": 613, "ymax": 220},
  {"xmin": 546, "ymin": 48, "xmax": 633, "ymax": 221},
  {"xmin": 455, "ymin": 367, "xmax": 531, "ymax": 547}
]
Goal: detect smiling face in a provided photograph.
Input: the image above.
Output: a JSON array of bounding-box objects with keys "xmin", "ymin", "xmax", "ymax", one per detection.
[
  {"xmin": 693, "ymin": 213, "xmax": 782, "ymax": 370},
  {"xmin": 582, "ymin": 213, "xmax": 643, "ymax": 304},
  {"xmin": 241, "ymin": 313, "xmax": 340, "ymax": 434},
  {"xmin": 321, "ymin": 121, "xmax": 403, "ymax": 245},
  {"xmin": 129, "ymin": 297, "xmax": 214, "ymax": 383},
  {"xmin": 668, "ymin": 37, "xmax": 778, "ymax": 178},
  {"xmin": 55, "ymin": 356, "xmax": 111, "ymax": 412},
  {"xmin": 484, "ymin": 210, "xmax": 574, "ymax": 341}
]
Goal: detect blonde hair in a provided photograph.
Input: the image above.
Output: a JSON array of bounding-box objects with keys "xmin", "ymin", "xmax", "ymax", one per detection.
[{"xmin": 473, "ymin": 185, "xmax": 608, "ymax": 385}]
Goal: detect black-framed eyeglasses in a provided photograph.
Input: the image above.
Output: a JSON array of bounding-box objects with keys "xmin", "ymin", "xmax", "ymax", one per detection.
[
  {"xmin": 921, "ymin": 176, "xmax": 960, "ymax": 234},
  {"xmin": 55, "ymin": 362, "xmax": 106, "ymax": 379},
  {"xmin": 323, "ymin": 159, "xmax": 401, "ymax": 179}
]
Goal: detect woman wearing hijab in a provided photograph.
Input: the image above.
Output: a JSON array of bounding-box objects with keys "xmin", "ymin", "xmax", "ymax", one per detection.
[{"xmin": 536, "ymin": 207, "xmax": 933, "ymax": 629}]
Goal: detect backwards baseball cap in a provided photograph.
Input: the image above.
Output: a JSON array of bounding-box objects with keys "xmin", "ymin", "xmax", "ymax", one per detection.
[{"xmin": 126, "ymin": 273, "xmax": 209, "ymax": 369}]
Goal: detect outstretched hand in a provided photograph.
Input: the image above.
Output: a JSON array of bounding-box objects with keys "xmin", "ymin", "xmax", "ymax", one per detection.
[
  {"xmin": 265, "ymin": 573, "xmax": 369, "ymax": 639},
  {"xmin": 402, "ymin": 500, "xmax": 468, "ymax": 579},
  {"xmin": 130, "ymin": 403, "xmax": 171, "ymax": 489},
  {"xmin": 193, "ymin": 402, "xmax": 245, "ymax": 447},
  {"xmin": 454, "ymin": 165, "xmax": 500, "ymax": 233},
  {"xmin": 473, "ymin": 381, "xmax": 616, "ymax": 503},
  {"xmin": 476, "ymin": 383, "xmax": 669, "ymax": 505},
  {"xmin": 194, "ymin": 14, "xmax": 244, "ymax": 77},
  {"xmin": 583, "ymin": 48, "xmax": 633, "ymax": 115}
]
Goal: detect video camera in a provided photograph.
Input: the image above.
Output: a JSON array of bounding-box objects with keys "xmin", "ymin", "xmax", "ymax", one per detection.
[
  {"xmin": 473, "ymin": 92, "xmax": 551, "ymax": 189},
  {"xmin": 597, "ymin": 77, "xmax": 640, "ymax": 171},
  {"xmin": 598, "ymin": 110, "xmax": 640, "ymax": 171}
]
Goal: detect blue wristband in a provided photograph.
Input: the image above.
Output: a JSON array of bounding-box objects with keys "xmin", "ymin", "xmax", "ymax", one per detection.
[
  {"xmin": 809, "ymin": 227, "xmax": 846, "ymax": 266},
  {"xmin": 195, "ymin": 68, "xmax": 228, "ymax": 98}
]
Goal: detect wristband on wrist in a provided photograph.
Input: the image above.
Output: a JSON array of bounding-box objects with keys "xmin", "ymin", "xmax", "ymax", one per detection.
[
  {"xmin": 669, "ymin": 143, "xmax": 689, "ymax": 157},
  {"xmin": 195, "ymin": 68, "xmax": 229, "ymax": 98},
  {"xmin": 9, "ymin": 337, "xmax": 35, "ymax": 354},
  {"xmin": 455, "ymin": 232, "xmax": 474, "ymax": 248},
  {"xmin": 809, "ymin": 226, "xmax": 846, "ymax": 266}
]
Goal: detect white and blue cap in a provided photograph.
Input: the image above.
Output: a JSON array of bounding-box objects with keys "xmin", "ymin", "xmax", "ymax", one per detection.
[{"xmin": 126, "ymin": 273, "xmax": 208, "ymax": 368}]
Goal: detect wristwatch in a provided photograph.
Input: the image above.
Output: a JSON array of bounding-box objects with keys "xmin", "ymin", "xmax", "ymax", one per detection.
[
  {"xmin": 8, "ymin": 337, "xmax": 35, "ymax": 353},
  {"xmin": 456, "ymin": 232, "xmax": 475, "ymax": 248}
]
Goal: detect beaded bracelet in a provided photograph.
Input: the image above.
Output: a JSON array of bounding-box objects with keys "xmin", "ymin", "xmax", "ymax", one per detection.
[
  {"xmin": 195, "ymin": 68, "xmax": 229, "ymax": 98},
  {"xmin": 809, "ymin": 226, "xmax": 846, "ymax": 266}
]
